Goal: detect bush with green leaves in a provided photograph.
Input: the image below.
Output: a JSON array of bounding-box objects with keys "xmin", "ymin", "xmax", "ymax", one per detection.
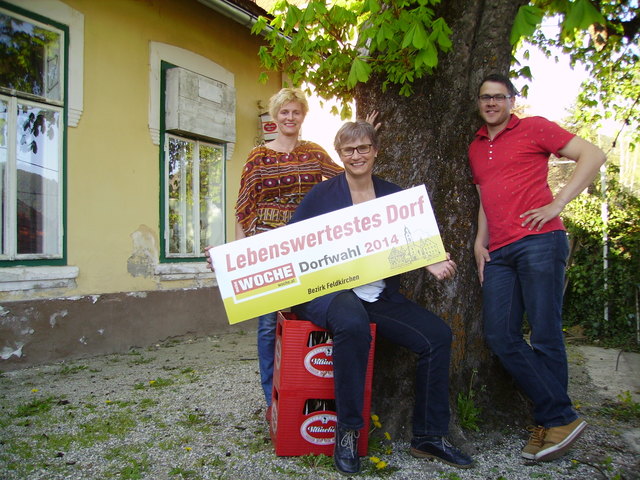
[{"xmin": 563, "ymin": 163, "xmax": 640, "ymax": 349}]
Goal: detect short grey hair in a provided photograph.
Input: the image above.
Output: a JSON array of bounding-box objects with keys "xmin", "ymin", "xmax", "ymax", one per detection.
[{"xmin": 334, "ymin": 121, "xmax": 379, "ymax": 152}]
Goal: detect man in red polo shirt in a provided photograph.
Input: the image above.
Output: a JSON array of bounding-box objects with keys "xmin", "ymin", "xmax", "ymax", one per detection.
[{"xmin": 468, "ymin": 73, "xmax": 606, "ymax": 462}]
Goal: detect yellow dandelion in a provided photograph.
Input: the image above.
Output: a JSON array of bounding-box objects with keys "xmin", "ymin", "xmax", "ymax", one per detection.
[
  {"xmin": 373, "ymin": 421, "xmax": 382, "ymax": 428},
  {"xmin": 384, "ymin": 432, "xmax": 391, "ymax": 440},
  {"xmin": 369, "ymin": 456, "xmax": 380, "ymax": 464},
  {"xmin": 149, "ymin": 380, "xmax": 156, "ymax": 385},
  {"xmin": 31, "ymin": 388, "xmax": 39, "ymax": 393},
  {"xmin": 184, "ymin": 446, "xmax": 192, "ymax": 451},
  {"xmin": 371, "ymin": 414, "xmax": 379, "ymax": 422},
  {"xmin": 106, "ymin": 400, "xmax": 113, "ymax": 404},
  {"xmin": 376, "ymin": 461, "xmax": 388, "ymax": 469}
]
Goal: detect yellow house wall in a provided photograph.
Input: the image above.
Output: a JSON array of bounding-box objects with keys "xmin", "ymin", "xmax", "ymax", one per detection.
[{"xmin": 42, "ymin": 0, "xmax": 279, "ymax": 296}]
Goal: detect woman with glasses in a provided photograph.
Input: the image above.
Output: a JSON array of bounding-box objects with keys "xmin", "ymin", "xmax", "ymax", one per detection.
[{"xmin": 289, "ymin": 120, "xmax": 474, "ymax": 475}]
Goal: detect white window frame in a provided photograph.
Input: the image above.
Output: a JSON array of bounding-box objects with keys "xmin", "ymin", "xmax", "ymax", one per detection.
[
  {"xmin": 151, "ymin": 45, "xmax": 235, "ymax": 268},
  {"xmin": 0, "ymin": 6, "xmax": 65, "ymax": 261},
  {"xmin": 148, "ymin": 42, "xmax": 235, "ymax": 160},
  {"xmin": 3, "ymin": 0, "xmax": 84, "ymax": 127},
  {"xmin": 164, "ymin": 134, "xmax": 225, "ymax": 259},
  {"xmin": 0, "ymin": 1, "xmax": 81, "ymax": 292}
]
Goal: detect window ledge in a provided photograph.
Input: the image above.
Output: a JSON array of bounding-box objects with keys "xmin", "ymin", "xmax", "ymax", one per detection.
[
  {"xmin": 0, "ymin": 266, "xmax": 79, "ymax": 292},
  {"xmin": 155, "ymin": 262, "xmax": 217, "ymax": 284}
]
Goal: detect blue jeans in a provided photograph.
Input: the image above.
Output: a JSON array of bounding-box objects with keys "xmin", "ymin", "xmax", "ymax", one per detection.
[
  {"xmin": 294, "ymin": 291, "xmax": 452, "ymax": 437},
  {"xmin": 257, "ymin": 311, "xmax": 277, "ymax": 406},
  {"xmin": 483, "ymin": 231, "xmax": 576, "ymax": 427}
]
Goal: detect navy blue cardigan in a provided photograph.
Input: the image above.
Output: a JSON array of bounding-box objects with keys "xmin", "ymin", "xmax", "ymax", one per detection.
[{"xmin": 289, "ymin": 173, "xmax": 408, "ymax": 325}]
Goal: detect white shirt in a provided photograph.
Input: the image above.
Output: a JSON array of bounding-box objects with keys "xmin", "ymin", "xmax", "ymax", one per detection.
[{"xmin": 353, "ymin": 279, "xmax": 385, "ymax": 302}]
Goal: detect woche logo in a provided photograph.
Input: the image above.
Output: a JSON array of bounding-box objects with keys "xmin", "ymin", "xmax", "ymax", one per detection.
[{"xmin": 231, "ymin": 263, "xmax": 296, "ymax": 295}]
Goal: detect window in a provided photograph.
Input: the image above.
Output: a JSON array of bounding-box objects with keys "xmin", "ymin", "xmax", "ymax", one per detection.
[
  {"xmin": 160, "ymin": 62, "xmax": 231, "ymax": 261},
  {"xmin": 0, "ymin": 5, "xmax": 66, "ymax": 262},
  {"xmin": 165, "ymin": 135, "xmax": 224, "ymax": 258}
]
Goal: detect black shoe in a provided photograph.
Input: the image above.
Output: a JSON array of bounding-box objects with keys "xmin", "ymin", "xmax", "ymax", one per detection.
[
  {"xmin": 333, "ymin": 425, "xmax": 360, "ymax": 475},
  {"xmin": 410, "ymin": 435, "xmax": 474, "ymax": 469}
]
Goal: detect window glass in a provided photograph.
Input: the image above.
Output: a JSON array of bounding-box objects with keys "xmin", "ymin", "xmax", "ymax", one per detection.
[
  {"xmin": 0, "ymin": 10, "xmax": 62, "ymax": 102},
  {"xmin": 16, "ymin": 102, "xmax": 61, "ymax": 255},
  {"xmin": 168, "ymin": 137, "xmax": 195, "ymax": 255},
  {"xmin": 199, "ymin": 144, "xmax": 224, "ymax": 251},
  {"xmin": 166, "ymin": 136, "xmax": 224, "ymax": 258}
]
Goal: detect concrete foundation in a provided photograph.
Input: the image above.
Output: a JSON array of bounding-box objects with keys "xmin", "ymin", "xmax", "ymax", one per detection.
[{"xmin": 0, "ymin": 287, "xmax": 256, "ymax": 371}]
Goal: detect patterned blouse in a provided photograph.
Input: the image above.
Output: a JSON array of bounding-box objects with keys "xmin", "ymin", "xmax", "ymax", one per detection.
[{"xmin": 235, "ymin": 141, "xmax": 343, "ymax": 237}]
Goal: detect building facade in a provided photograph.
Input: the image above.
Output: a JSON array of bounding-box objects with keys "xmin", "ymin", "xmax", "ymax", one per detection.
[{"xmin": 0, "ymin": 0, "xmax": 281, "ymax": 369}]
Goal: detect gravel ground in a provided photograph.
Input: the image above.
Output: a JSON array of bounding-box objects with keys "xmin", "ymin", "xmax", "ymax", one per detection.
[{"xmin": 1, "ymin": 331, "xmax": 638, "ymax": 480}]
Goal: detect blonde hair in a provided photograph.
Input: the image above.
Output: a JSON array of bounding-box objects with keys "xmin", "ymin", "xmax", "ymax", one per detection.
[{"xmin": 268, "ymin": 88, "xmax": 309, "ymax": 119}]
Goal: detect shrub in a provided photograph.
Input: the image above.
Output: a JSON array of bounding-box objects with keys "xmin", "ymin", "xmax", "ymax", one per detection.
[{"xmin": 563, "ymin": 163, "xmax": 640, "ymax": 349}]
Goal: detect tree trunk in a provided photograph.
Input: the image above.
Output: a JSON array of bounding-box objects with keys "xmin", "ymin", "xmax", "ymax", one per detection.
[{"xmin": 356, "ymin": 0, "xmax": 531, "ymax": 440}]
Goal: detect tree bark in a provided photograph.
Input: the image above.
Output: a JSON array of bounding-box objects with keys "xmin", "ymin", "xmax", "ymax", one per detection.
[{"xmin": 356, "ymin": 0, "xmax": 531, "ymax": 440}]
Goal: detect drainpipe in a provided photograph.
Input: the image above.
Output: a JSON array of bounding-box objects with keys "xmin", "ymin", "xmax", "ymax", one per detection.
[{"xmin": 197, "ymin": 0, "xmax": 282, "ymax": 37}]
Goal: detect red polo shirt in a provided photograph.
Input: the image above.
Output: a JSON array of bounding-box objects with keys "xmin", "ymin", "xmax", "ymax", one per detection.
[{"xmin": 468, "ymin": 115, "xmax": 575, "ymax": 252}]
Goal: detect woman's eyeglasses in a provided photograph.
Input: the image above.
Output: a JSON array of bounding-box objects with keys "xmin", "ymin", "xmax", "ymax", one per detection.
[{"xmin": 339, "ymin": 144, "xmax": 372, "ymax": 156}]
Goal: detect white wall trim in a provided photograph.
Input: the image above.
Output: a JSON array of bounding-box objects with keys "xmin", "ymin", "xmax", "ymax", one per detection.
[
  {"xmin": 4, "ymin": 0, "xmax": 85, "ymax": 127},
  {"xmin": 148, "ymin": 42, "xmax": 235, "ymax": 145},
  {"xmin": 0, "ymin": 266, "xmax": 79, "ymax": 292},
  {"xmin": 154, "ymin": 262, "xmax": 217, "ymax": 285}
]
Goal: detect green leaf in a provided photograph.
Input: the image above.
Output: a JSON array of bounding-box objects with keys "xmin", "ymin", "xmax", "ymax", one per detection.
[
  {"xmin": 401, "ymin": 23, "xmax": 418, "ymax": 49},
  {"xmin": 422, "ymin": 40, "xmax": 438, "ymax": 67},
  {"xmin": 411, "ymin": 22, "xmax": 428, "ymax": 49},
  {"xmin": 431, "ymin": 17, "xmax": 452, "ymax": 50},
  {"xmin": 510, "ymin": 5, "xmax": 544, "ymax": 45},
  {"xmin": 562, "ymin": 0, "xmax": 606, "ymax": 37},
  {"xmin": 347, "ymin": 57, "xmax": 372, "ymax": 89},
  {"xmin": 251, "ymin": 16, "xmax": 268, "ymax": 35},
  {"xmin": 284, "ymin": 4, "xmax": 302, "ymax": 29}
]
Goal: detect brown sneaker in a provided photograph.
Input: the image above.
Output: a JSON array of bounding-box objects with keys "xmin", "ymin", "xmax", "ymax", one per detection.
[
  {"xmin": 535, "ymin": 418, "xmax": 587, "ymax": 461},
  {"xmin": 522, "ymin": 425, "xmax": 546, "ymax": 459}
]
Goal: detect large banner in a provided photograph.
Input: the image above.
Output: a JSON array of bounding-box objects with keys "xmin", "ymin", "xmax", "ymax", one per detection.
[{"xmin": 209, "ymin": 185, "xmax": 446, "ymax": 324}]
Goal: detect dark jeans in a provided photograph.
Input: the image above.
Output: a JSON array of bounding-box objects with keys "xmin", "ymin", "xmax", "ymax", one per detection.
[
  {"xmin": 294, "ymin": 291, "xmax": 452, "ymax": 437},
  {"xmin": 483, "ymin": 230, "xmax": 576, "ymax": 427}
]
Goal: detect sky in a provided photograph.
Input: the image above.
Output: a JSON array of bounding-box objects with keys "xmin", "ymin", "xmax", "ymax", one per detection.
[{"xmin": 513, "ymin": 45, "xmax": 589, "ymax": 122}]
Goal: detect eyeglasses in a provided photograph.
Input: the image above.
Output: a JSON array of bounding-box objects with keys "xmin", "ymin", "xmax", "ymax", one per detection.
[
  {"xmin": 478, "ymin": 94, "xmax": 513, "ymax": 103},
  {"xmin": 339, "ymin": 144, "xmax": 372, "ymax": 156}
]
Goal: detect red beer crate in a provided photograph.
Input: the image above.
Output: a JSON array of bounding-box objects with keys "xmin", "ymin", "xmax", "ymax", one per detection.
[
  {"xmin": 270, "ymin": 311, "xmax": 376, "ymax": 456},
  {"xmin": 269, "ymin": 386, "xmax": 372, "ymax": 456},
  {"xmin": 273, "ymin": 311, "xmax": 376, "ymax": 393}
]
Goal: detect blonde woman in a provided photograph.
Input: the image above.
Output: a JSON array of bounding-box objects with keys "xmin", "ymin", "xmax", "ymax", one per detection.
[{"xmin": 234, "ymin": 88, "xmax": 343, "ymax": 421}]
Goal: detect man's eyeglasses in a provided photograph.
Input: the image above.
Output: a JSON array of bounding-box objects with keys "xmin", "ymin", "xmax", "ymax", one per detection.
[
  {"xmin": 339, "ymin": 144, "xmax": 372, "ymax": 156},
  {"xmin": 478, "ymin": 94, "xmax": 513, "ymax": 103}
]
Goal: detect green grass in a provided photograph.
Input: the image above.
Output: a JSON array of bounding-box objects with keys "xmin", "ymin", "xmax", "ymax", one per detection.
[
  {"xmin": 107, "ymin": 454, "xmax": 151, "ymax": 480},
  {"xmin": 57, "ymin": 364, "xmax": 89, "ymax": 375},
  {"xmin": 12, "ymin": 395, "xmax": 61, "ymax": 418},
  {"xmin": 134, "ymin": 376, "xmax": 175, "ymax": 390},
  {"xmin": 595, "ymin": 391, "xmax": 640, "ymax": 423},
  {"xmin": 168, "ymin": 466, "xmax": 199, "ymax": 478}
]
